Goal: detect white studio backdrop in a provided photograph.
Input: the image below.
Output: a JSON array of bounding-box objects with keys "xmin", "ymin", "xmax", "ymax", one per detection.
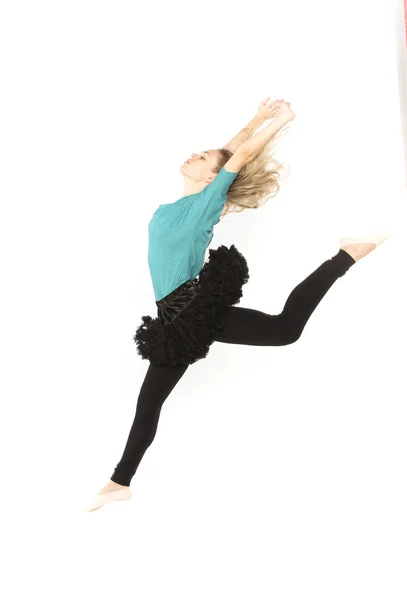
[
  {"xmin": 1, "ymin": 1, "xmax": 406, "ymax": 599},
  {"xmin": 393, "ymin": 0, "xmax": 407, "ymax": 183}
]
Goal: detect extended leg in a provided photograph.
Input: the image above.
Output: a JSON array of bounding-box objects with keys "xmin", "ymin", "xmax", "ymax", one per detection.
[
  {"xmin": 214, "ymin": 249, "xmax": 356, "ymax": 346},
  {"xmin": 111, "ymin": 361, "xmax": 189, "ymax": 486}
]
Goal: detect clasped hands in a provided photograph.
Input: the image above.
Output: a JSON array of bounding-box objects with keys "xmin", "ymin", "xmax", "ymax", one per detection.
[{"xmin": 255, "ymin": 96, "xmax": 295, "ymax": 123}]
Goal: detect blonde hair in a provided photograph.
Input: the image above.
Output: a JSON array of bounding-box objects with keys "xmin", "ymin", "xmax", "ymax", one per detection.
[{"xmin": 214, "ymin": 124, "xmax": 292, "ymax": 219}]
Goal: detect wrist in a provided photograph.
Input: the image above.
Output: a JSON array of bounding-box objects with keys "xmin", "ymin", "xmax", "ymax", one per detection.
[{"xmin": 272, "ymin": 113, "xmax": 292, "ymax": 127}]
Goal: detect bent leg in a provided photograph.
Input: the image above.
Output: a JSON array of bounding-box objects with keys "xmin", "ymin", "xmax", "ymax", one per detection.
[
  {"xmin": 215, "ymin": 249, "xmax": 355, "ymax": 346},
  {"xmin": 111, "ymin": 362, "xmax": 189, "ymax": 486}
]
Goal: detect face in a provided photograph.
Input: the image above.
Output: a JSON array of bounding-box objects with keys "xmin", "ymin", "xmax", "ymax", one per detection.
[{"xmin": 180, "ymin": 149, "xmax": 219, "ymax": 182}]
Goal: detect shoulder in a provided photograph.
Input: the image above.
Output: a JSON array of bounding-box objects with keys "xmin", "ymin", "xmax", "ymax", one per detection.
[
  {"xmin": 217, "ymin": 165, "xmax": 239, "ymax": 180},
  {"xmin": 204, "ymin": 166, "xmax": 238, "ymax": 196}
]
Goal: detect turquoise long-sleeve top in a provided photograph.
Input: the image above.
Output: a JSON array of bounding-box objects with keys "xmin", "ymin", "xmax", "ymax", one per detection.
[{"xmin": 147, "ymin": 166, "xmax": 239, "ymax": 302}]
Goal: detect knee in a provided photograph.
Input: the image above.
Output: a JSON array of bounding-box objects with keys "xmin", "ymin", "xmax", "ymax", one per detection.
[
  {"xmin": 288, "ymin": 331, "xmax": 301, "ymax": 344},
  {"xmin": 285, "ymin": 324, "xmax": 305, "ymax": 344},
  {"xmin": 280, "ymin": 315, "xmax": 304, "ymax": 345},
  {"xmin": 263, "ymin": 331, "xmax": 300, "ymax": 346},
  {"xmin": 280, "ymin": 331, "xmax": 301, "ymax": 346},
  {"xmin": 265, "ymin": 315, "xmax": 302, "ymax": 345}
]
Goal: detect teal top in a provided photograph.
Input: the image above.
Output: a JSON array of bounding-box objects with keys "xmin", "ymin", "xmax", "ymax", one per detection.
[{"xmin": 148, "ymin": 166, "xmax": 239, "ymax": 302}]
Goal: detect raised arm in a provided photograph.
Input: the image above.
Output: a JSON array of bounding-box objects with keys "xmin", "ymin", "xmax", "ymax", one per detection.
[
  {"xmin": 222, "ymin": 105, "xmax": 294, "ymax": 174},
  {"xmin": 243, "ymin": 106, "xmax": 294, "ymax": 160},
  {"xmin": 222, "ymin": 114, "xmax": 265, "ymax": 153},
  {"xmin": 222, "ymin": 97, "xmax": 284, "ymax": 153}
]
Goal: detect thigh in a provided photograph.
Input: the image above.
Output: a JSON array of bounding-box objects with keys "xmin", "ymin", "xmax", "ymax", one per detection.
[
  {"xmin": 214, "ymin": 305, "xmax": 294, "ymax": 346},
  {"xmin": 214, "ymin": 250, "xmax": 356, "ymax": 347},
  {"xmin": 135, "ymin": 362, "xmax": 190, "ymax": 418}
]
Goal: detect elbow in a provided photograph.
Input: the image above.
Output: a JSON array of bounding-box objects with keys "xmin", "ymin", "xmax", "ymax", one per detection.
[
  {"xmin": 239, "ymin": 142, "xmax": 255, "ymax": 163},
  {"xmin": 237, "ymin": 142, "xmax": 254, "ymax": 163}
]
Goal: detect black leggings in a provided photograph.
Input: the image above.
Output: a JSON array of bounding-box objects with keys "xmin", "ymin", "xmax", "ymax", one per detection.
[{"xmin": 111, "ymin": 249, "xmax": 355, "ymax": 486}]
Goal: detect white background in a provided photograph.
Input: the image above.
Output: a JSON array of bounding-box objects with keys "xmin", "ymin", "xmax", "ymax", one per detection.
[
  {"xmin": 1, "ymin": 1, "xmax": 406, "ymax": 598},
  {"xmin": 393, "ymin": 0, "xmax": 407, "ymax": 181}
]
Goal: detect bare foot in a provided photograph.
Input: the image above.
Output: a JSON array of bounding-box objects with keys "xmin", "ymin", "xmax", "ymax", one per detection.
[{"xmin": 98, "ymin": 479, "xmax": 129, "ymax": 495}]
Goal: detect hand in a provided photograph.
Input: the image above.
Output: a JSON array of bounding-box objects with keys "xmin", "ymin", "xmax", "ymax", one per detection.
[
  {"xmin": 255, "ymin": 96, "xmax": 284, "ymax": 121},
  {"xmin": 275, "ymin": 100, "xmax": 295, "ymax": 122}
]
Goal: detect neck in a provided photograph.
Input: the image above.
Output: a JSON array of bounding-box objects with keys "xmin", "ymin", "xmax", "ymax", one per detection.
[
  {"xmin": 182, "ymin": 183, "xmax": 204, "ymax": 197},
  {"xmin": 182, "ymin": 175, "xmax": 213, "ymax": 198}
]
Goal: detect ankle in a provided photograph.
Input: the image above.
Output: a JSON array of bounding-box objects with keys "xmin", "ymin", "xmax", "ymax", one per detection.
[{"xmin": 109, "ymin": 480, "xmax": 128, "ymax": 488}]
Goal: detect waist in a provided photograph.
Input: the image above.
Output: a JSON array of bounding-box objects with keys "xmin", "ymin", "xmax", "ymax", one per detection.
[{"xmin": 156, "ymin": 278, "xmax": 200, "ymax": 324}]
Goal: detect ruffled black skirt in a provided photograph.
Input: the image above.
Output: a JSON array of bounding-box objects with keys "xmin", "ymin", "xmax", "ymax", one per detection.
[{"xmin": 133, "ymin": 244, "xmax": 250, "ymax": 367}]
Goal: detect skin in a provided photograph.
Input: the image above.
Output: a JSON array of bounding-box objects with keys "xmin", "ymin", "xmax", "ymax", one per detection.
[
  {"xmin": 178, "ymin": 98, "xmax": 289, "ymax": 198},
  {"xmin": 92, "ymin": 97, "xmax": 387, "ymax": 504},
  {"xmin": 179, "ymin": 149, "xmax": 222, "ymax": 198},
  {"xmin": 177, "ymin": 100, "xmax": 290, "ymax": 198}
]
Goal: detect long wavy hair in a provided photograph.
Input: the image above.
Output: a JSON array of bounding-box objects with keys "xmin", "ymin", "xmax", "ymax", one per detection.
[{"xmin": 213, "ymin": 123, "xmax": 292, "ymax": 220}]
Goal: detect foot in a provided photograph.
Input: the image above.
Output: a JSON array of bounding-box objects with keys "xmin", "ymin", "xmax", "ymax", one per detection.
[
  {"xmin": 86, "ymin": 480, "xmax": 131, "ymax": 512},
  {"xmin": 98, "ymin": 479, "xmax": 129, "ymax": 495},
  {"xmin": 340, "ymin": 228, "xmax": 390, "ymax": 262},
  {"xmin": 340, "ymin": 240, "xmax": 376, "ymax": 262}
]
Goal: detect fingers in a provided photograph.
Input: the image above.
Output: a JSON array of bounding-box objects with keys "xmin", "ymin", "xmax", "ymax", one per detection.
[{"xmin": 261, "ymin": 97, "xmax": 285, "ymax": 108}]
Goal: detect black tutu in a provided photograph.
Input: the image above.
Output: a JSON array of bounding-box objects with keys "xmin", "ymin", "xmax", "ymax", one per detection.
[{"xmin": 133, "ymin": 244, "xmax": 250, "ymax": 367}]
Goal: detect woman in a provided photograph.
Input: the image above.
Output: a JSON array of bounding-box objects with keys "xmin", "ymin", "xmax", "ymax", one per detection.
[{"xmin": 86, "ymin": 97, "xmax": 389, "ymax": 512}]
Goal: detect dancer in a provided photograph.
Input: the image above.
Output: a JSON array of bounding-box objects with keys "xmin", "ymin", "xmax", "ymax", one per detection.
[{"xmin": 86, "ymin": 97, "xmax": 389, "ymax": 512}]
